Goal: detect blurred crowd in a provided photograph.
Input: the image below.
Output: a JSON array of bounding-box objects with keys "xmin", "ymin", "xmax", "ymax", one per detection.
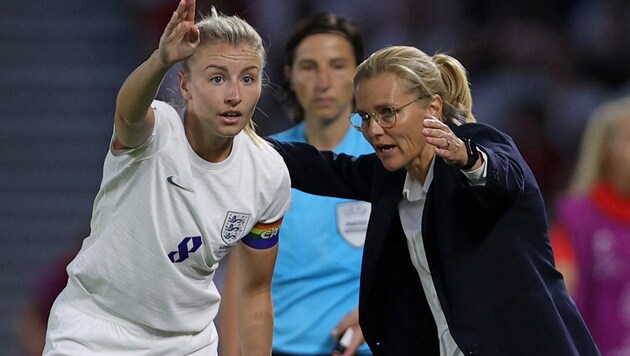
[{"xmin": 17, "ymin": 0, "xmax": 630, "ymax": 354}]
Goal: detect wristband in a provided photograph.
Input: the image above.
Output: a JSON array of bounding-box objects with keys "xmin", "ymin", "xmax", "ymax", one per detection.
[{"xmin": 458, "ymin": 138, "xmax": 479, "ymax": 170}]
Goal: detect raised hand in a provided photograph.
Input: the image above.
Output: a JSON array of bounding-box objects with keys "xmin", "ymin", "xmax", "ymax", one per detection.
[
  {"xmin": 158, "ymin": 0, "xmax": 200, "ymax": 67},
  {"xmin": 422, "ymin": 115, "xmax": 468, "ymax": 166}
]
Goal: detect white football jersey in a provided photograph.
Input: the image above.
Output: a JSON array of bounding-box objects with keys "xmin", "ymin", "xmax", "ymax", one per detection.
[{"xmin": 66, "ymin": 100, "xmax": 291, "ymax": 333}]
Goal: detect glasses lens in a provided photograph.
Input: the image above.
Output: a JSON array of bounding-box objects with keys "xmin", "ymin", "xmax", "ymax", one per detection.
[
  {"xmin": 349, "ymin": 113, "xmax": 367, "ymax": 130},
  {"xmin": 380, "ymin": 110, "xmax": 397, "ymax": 128}
]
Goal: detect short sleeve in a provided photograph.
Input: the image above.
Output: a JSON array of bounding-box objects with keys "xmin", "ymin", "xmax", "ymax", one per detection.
[
  {"xmin": 110, "ymin": 100, "xmax": 180, "ymax": 158},
  {"xmin": 259, "ymin": 149, "xmax": 292, "ymax": 224}
]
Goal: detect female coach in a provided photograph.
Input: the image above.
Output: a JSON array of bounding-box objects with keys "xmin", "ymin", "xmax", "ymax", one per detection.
[{"xmin": 269, "ymin": 46, "xmax": 599, "ymax": 355}]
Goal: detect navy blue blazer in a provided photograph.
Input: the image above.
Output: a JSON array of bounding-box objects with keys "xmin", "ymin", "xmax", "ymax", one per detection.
[{"xmin": 268, "ymin": 123, "xmax": 599, "ymax": 356}]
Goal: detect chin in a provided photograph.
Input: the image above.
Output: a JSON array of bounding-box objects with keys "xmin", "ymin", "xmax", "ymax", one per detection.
[
  {"xmin": 224, "ymin": 120, "xmax": 250, "ymax": 132},
  {"xmin": 216, "ymin": 126, "xmax": 245, "ymax": 138},
  {"xmin": 379, "ymin": 157, "xmax": 404, "ymax": 172}
]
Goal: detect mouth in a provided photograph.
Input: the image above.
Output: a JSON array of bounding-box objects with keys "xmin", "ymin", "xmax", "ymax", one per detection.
[
  {"xmin": 313, "ymin": 98, "xmax": 334, "ymax": 106},
  {"xmin": 376, "ymin": 144, "xmax": 396, "ymax": 153},
  {"xmin": 220, "ymin": 111, "xmax": 242, "ymax": 123}
]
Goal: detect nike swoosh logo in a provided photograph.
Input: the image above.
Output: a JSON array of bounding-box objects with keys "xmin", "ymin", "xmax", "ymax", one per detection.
[{"xmin": 167, "ymin": 176, "xmax": 193, "ymax": 192}]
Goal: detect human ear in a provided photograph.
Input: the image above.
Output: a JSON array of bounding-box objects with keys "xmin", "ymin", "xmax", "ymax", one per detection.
[
  {"xmin": 178, "ymin": 71, "xmax": 192, "ymax": 100},
  {"xmin": 429, "ymin": 94, "xmax": 443, "ymax": 119}
]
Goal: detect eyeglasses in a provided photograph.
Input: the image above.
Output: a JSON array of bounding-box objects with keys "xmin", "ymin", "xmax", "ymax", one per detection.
[{"xmin": 349, "ymin": 98, "xmax": 421, "ymax": 132}]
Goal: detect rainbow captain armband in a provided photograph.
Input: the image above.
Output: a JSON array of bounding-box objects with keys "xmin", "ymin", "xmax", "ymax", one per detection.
[{"xmin": 241, "ymin": 219, "xmax": 283, "ymax": 249}]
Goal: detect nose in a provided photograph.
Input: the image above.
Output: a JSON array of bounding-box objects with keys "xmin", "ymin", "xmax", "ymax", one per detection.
[
  {"xmin": 315, "ymin": 68, "xmax": 331, "ymax": 90},
  {"xmin": 364, "ymin": 116, "xmax": 384, "ymax": 139},
  {"xmin": 225, "ymin": 81, "xmax": 242, "ymax": 105}
]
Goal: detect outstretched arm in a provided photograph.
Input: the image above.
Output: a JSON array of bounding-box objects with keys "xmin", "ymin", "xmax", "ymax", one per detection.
[
  {"xmin": 267, "ymin": 139, "xmax": 375, "ymax": 202},
  {"xmin": 114, "ymin": 0, "xmax": 199, "ymax": 149}
]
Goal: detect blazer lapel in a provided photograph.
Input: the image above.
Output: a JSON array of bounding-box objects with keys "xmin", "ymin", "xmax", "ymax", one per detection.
[{"xmin": 360, "ymin": 168, "xmax": 406, "ymax": 302}]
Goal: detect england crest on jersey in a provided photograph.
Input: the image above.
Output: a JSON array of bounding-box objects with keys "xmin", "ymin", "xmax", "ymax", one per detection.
[{"xmin": 221, "ymin": 211, "xmax": 251, "ymax": 244}]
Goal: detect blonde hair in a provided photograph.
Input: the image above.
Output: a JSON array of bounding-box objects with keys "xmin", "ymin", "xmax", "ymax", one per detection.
[
  {"xmin": 353, "ymin": 46, "xmax": 475, "ymax": 125},
  {"xmin": 568, "ymin": 96, "xmax": 630, "ymax": 194},
  {"xmin": 181, "ymin": 7, "xmax": 267, "ymax": 145}
]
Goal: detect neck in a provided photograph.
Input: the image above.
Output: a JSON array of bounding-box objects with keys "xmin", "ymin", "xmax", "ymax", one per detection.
[
  {"xmin": 303, "ymin": 112, "xmax": 352, "ymax": 150},
  {"xmin": 184, "ymin": 118, "xmax": 233, "ymax": 163},
  {"xmin": 405, "ymin": 147, "xmax": 435, "ymax": 185}
]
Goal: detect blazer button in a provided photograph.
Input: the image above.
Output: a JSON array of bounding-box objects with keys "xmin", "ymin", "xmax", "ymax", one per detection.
[{"xmin": 467, "ymin": 343, "xmax": 479, "ymax": 355}]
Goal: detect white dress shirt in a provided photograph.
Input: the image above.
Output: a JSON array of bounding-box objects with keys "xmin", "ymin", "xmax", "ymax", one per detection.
[{"xmin": 398, "ymin": 153, "xmax": 487, "ymax": 356}]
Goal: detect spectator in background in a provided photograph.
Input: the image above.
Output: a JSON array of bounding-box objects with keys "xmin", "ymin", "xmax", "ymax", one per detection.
[
  {"xmin": 221, "ymin": 12, "xmax": 373, "ymax": 355},
  {"xmin": 551, "ymin": 95, "xmax": 630, "ymax": 355}
]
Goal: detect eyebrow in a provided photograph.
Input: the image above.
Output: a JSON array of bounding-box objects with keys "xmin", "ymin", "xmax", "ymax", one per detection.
[
  {"xmin": 358, "ymin": 102, "xmax": 395, "ymax": 112},
  {"xmin": 203, "ymin": 64, "xmax": 260, "ymax": 74},
  {"xmin": 296, "ymin": 57, "xmax": 351, "ymax": 65},
  {"xmin": 295, "ymin": 59, "xmax": 316, "ymax": 66},
  {"xmin": 330, "ymin": 57, "xmax": 352, "ymax": 64}
]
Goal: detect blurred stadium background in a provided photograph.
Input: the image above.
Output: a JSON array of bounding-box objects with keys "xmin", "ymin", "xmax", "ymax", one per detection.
[{"xmin": 1, "ymin": 0, "xmax": 629, "ymax": 353}]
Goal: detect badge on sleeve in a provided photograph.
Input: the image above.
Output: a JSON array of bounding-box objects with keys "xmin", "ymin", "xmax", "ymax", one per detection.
[{"xmin": 336, "ymin": 201, "xmax": 371, "ymax": 248}]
